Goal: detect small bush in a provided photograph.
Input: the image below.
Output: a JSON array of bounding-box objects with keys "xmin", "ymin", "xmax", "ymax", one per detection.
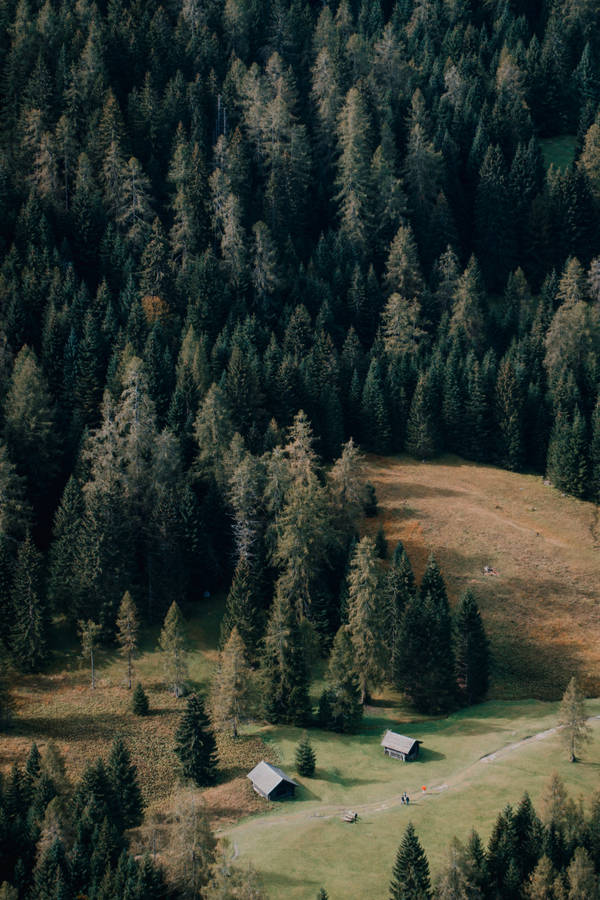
[{"xmin": 132, "ymin": 683, "xmax": 149, "ymax": 716}]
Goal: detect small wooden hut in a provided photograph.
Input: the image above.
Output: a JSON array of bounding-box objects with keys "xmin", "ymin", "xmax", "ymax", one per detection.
[
  {"xmin": 247, "ymin": 761, "xmax": 298, "ymax": 801},
  {"xmin": 381, "ymin": 730, "xmax": 422, "ymax": 761}
]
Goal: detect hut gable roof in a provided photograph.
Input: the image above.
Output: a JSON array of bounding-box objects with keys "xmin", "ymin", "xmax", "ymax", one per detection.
[
  {"xmin": 247, "ymin": 761, "xmax": 298, "ymax": 795},
  {"xmin": 381, "ymin": 730, "xmax": 422, "ymax": 754}
]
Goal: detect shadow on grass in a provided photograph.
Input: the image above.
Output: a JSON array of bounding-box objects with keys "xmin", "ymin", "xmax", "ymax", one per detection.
[
  {"xmin": 11, "ymin": 711, "xmax": 135, "ymax": 742},
  {"xmin": 317, "ymin": 769, "xmax": 376, "ymax": 788},
  {"xmin": 415, "ymin": 747, "xmax": 445, "ymax": 762},
  {"xmin": 266, "ymin": 871, "xmax": 322, "ymax": 892},
  {"xmin": 294, "ymin": 783, "xmax": 321, "ymax": 801}
]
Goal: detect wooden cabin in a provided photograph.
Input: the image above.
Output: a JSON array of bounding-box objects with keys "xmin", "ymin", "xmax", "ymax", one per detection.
[
  {"xmin": 247, "ymin": 761, "xmax": 298, "ymax": 801},
  {"xmin": 381, "ymin": 730, "xmax": 422, "ymax": 761}
]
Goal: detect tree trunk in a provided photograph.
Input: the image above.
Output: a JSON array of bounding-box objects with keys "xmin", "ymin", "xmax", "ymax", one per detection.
[
  {"xmin": 91, "ymin": 649, "xmax": 95, "ymax": 689},
  {"xmin": 127, "ymin": 651, "xmax": 132, "ymax": 689}
]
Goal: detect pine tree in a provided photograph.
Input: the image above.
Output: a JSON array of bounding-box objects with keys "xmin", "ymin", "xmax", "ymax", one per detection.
[
  {"xmin": 11, "ymin": 534, "xmax": 48, "ymax": 672},
  {"xmin": 295, "ymin": 732, "xmax": 316, "ymax": 777},
  {"xmin": 78, "ymin": 620, "xmax": 102, "ymax": 689},
  {"xmin": 262, "ymin": 589, "xmax": 311, "ymax": 726},
  {"xmin": 132, "ymin": 683, "xmax": 149, "ymax": 716},
  {"xmin": 558, "ymin": 676, "xmax": 591, "ymax": 762},
  {"xmin": 174, "ymin": 695, "xmax": 218, "ymax": 787},
  {"xmin": 158, "ymin": 602, "xmax": 188, "ymax": 698},
  {"xmin": 116, "ymin": 591, "xmax": 139, "ymax": 690},
  {"xmin": 107, "ymin": 737, "xmax": 144, "ymax": 829},
  {"xmin": 390, "ymin": 822, "xmax": 431, "ymax": 900},
  {"xmin": 385, "ymin": 545, "xmax": 416, "ymax": 687},
  {"xmin": 209, "ymin": 627, "xmax": 252, "ymax": 738},
  {"xmin": 454, "ymin": 591, "xmax": 490, "ymax": 705}
]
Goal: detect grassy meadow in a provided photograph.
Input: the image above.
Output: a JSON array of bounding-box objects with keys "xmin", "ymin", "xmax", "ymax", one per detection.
[{"xmin": 1, "ymin": 455, "xmax": 600, "ymax": 897}]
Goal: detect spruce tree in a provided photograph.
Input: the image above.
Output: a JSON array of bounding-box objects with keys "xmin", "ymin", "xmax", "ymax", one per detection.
[
  {"xmin": 262, "ymin": 589, "xmax": 311, "ymax": 726},
  {"xmin": 107, "ymin": 738, "xmax": 144, "ymax": 830},
  {"xmin": 11, "ymin": 534, "xmax": 48, "ymax": 673},
  {"xmin": 219, "ymin": 557, "xmax": 260, "ymax": 658},
  {"xmin": 454, "ymin": 590, "xmax": 490, "ymax": 705},
  {"xmin": 390, "ymin": 822, "xmax": 431, "ymax": 900},
  {"xmin": 158, "ymin": 602, "xmax": 188, "ymax": 698},
  {"xmin": 174, "ymin": 694, "xmax": 218, "ymax": 787},
  {"xmin": 132, "ymin": 683, "xmax": 149, "ymax": 716},
  {"xmin": 295, "ymin": 732, "xmax": 316, "ymax": 777},
  {"xmin": 325, "ymin": 626, "xmax": 363, "ymax": 733}
]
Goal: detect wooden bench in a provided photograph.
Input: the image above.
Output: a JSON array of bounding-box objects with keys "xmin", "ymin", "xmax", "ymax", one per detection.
[{"xmin": 342, "ymin": 811, "xmax": 358, "ymax": 823}]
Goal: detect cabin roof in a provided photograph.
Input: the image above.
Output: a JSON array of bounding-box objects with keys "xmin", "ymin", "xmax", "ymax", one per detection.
[
  {"xmin": 247, "ymin": 761, "xmax": 298, "ymax": 794},
  {"xmin": 380, "ymin": 730, "xmax": 422, "ymax": 754}
]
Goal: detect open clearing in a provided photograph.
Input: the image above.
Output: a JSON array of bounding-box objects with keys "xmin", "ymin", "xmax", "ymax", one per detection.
[
  {"xmin": 2, "ymin": 455, "xmax": 600, "ymax": 897},
  {"xmin": 224, "ymin": 700, "xmax": 600, "ymax": 899},
  {"xmin": 363, "ymin": 454, "xmax": 600, "ymax": 699}
]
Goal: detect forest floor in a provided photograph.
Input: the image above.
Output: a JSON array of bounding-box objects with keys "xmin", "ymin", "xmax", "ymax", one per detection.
[{"xmin": 2, "ymin": 454, "xmax": 600, "ymax": 897}]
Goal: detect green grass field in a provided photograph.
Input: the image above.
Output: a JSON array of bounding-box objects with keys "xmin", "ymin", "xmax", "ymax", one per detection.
[
  {"xmin": 540, "ymin": 135, "xmax": 577, "ymax": 171},
  {"xmin": 2, "ymin": 455, "xmax": 600, "ymax": 898},
  {"xmin": 225, "ymin": 700, "xmax": 600, "ymax": 898}
]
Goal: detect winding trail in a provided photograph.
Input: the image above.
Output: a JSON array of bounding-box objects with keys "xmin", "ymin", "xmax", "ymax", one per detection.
[{"xmin": 222, "ymin": 715, "xmax": 600, "ymax": 835}]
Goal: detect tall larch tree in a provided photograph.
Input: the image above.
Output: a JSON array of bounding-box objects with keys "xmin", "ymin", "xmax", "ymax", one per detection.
[
  {"xmin": 116, "ymin": 591, "xmax": 139, "ymax": 690},
  {"xmin": 346, "ymin": 536, "xmax": 383, "ymax": 704},
  {"xmin": 209, "ymin": 627, "xmax": 252, "ymax": 738},
  {"xmin": 158, "ymin": 602, "xmax": 188, "ymax": 698}
]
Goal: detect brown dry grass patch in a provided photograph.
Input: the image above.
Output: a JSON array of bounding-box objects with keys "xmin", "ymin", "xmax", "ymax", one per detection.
[{"xmin": 363, "ymin": 453, "xmax": 600, "ymax": 700}]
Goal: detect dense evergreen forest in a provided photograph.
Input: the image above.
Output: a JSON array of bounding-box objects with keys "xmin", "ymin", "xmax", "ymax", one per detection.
[
  {"xmin": 0, "ymin": 0, "xmax": 599, "ymax": 662},
  {"xmin": 1, "ymin": 0, "xmax": 599, "ymax": 896}
]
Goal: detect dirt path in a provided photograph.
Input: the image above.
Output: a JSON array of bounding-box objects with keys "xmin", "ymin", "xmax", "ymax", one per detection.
[{"xmin": 222, "ymin": 716, "xmax": 600, "ymax": 836}]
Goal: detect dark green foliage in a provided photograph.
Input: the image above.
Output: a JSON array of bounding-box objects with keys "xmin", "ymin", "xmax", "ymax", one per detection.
[
  {"xmin": 375, "ymin": 525, "xmax": 388, "ymax": 560},
  {"xmin": 173, "ymin": 694, "xmax": 218, "ymax": 787},
  {"xmin": 107, "ymin": 738, "xmax": 144, "ymax": 830},
  {"xmin": 132, "ymin": 683, "xmax": 149, "ymax": 717},
  {"xmin": 363, "ymin": 483, "xmax": 378, "ymax": 517},
  {"xmin": 295, "ymin": 732, "xmax": 316, "ymax": 777},
  {"xmin": 399, "ymin": 556, "xmax": 455, "ymax": 713},
  {"xmin": 261, "ymin": 591, "xmax": 311, "ymax": 727},
  {"xmin": 454, "ymin": 591, "xmax": 490, "ymax": 705},
  {"xmin": 321, "ymin": 627, "xmax": 363, "ymax": 734},
  {"xmin": 390, "ymin": 822, "xmax": 431, "ymax": 900},
  {"xmin": 10, "ymin": 534, "xmax": 47, "ymax": 672}
]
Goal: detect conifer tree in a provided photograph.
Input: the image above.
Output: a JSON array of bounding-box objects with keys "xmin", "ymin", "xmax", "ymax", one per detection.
[
  {"xmin": 346, "ymin": 536, "xmax": 383, "ymax": 704},
  {"xmin": 361, "ymin": 359, "xmax": 391, "ymax": 454},
  {"xmin": 454, "ymin": 591, "xmax": 490, "ymax": 705},
  {"xmin": 295, "ymin": 732, "xmax": 316, "ymax": 777},
  {"xmin": 262, "ymin": 589, "xmax": 311, "ymax": 726},
  {"xmin": 209, "ymin": 627, "xmax": 252, "ymax": 738},
  {"xmin": 325, "ymin": 626, "xmax": 363, "ymax": 733},
  {"xmin": 174, "ymin": 695, "xmax": 218, "ymax": 787},
  {"xmin": 78, "ymin": 619, "xmax": 102, "ymax": 689},
  {"xmin": 11, "ymin": 534, "xmax": 47, "ymax": 672},
  {"xmin": 132, "ymin": 682, "xmax": 149, "ymax": 716},
  {"xmin": 107, "ymin": 738, "xmax": 144, "ymax": 830},
  {"xmin": 158, "ymin": 602, "xmax": 188, "ymax": 698},
  {"xmin": 558, "ymin": 676, "xmax": 591, "ymax": 762},
  {"xmin": 390, "ymin": 822, "xmax": 431, "ymax": 900},
  {"xmin": 116, "ymin": 591, "xmax": 139, "ymax": 690}
]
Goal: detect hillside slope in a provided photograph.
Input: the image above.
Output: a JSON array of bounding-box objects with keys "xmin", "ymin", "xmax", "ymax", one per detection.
[{"xmin": 363, "ymin": 455, "xmax": 600, "ymax": 699}]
